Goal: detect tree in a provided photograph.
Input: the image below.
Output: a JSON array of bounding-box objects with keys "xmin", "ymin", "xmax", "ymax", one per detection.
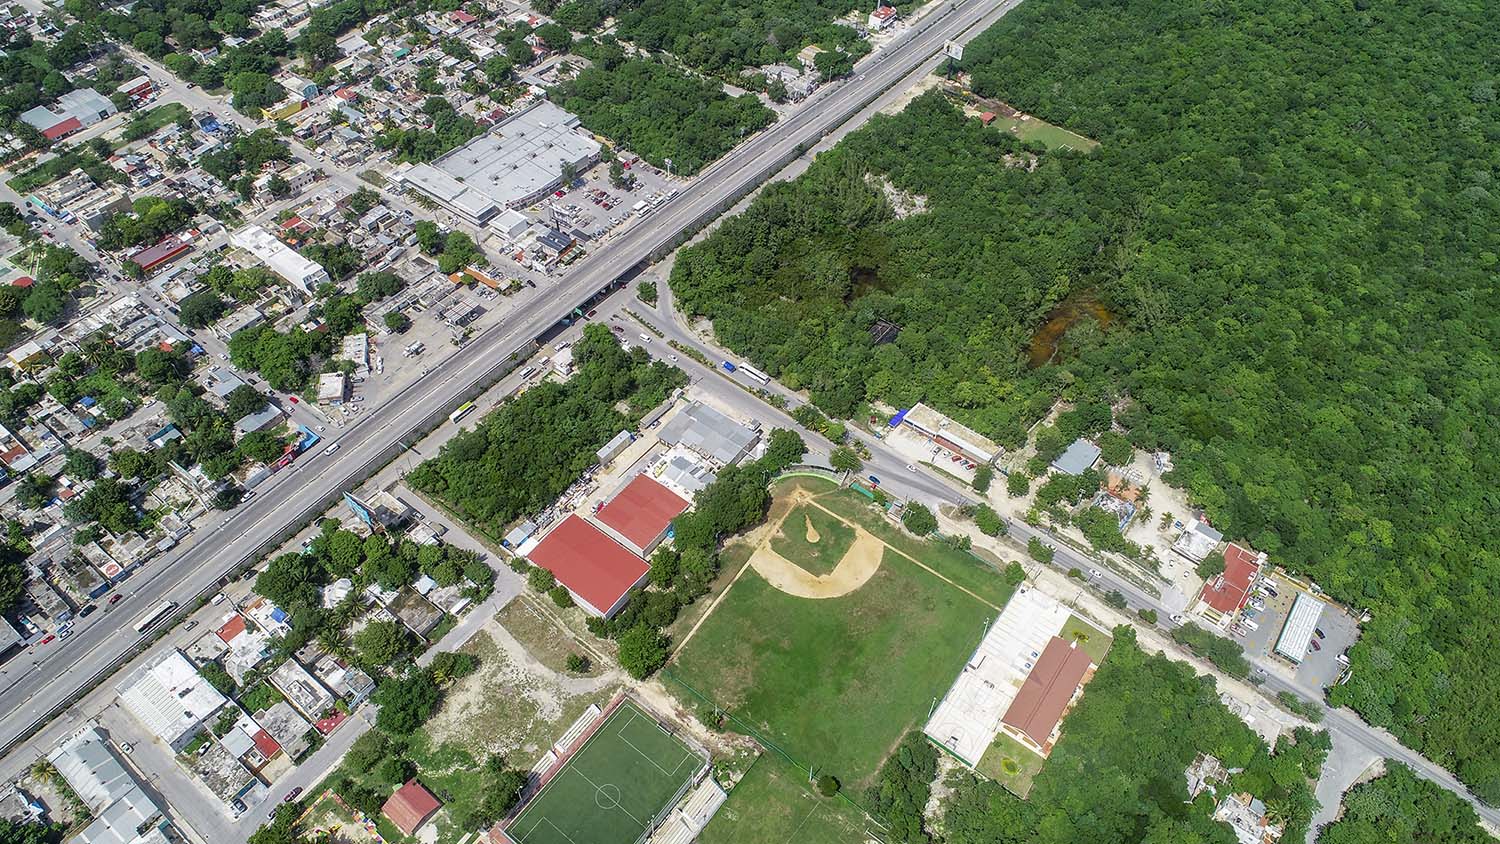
[
  {"xmin": 1005, "ymin": 470, "xmax": 1031, "ymax": 498},
  {"xmin": 829, "ymin": 445, "xmax": 861, "ymax": 474},
  {"xmin": 429, "ymin": 651, "xmax": 478, "ymax": 683},
  {"xmin": 900, "ymin": 503, "xmax": 937, "ymax": 536},
  {"xmin": 63, "ymin": 449, "xmax": 100, "ymax": 480},
  {"xmin": 816, "ymin": 775, "xmax": 840, "ymax": 797},
  {"xmin": 762, "ymin": 428, "xmax": 806, "ymax": 471},
  {"xmin": 383, "ymin": 311, "xmax": 411, "ymax": 332},
  {"xmin": 1104, "ymin": 590, "xmax": 1127, "ymax": 609},
  {"xmin": 375, "ymin": 756, "xmax": 415, "ymax": 786},
  {"xmin": 974, "ymin": 505, "xmax": 1005, "ymax": 537},
  {"xmin": 1027, "ymin": 536, "xmax": 1054, "ymax": 564},
  {"xmin": 1196, "ymin": 551, "xmax": 1226, "ymax": 581},
  {"xmin": 354, "ymin": 620, "xmax": 411, "ymax": 666},
  {"xmin": 343, "ymin": 730, "xmax": 390, "ymax": 771},
  {"xmin": 134, "ymin": 348, "xmax": 186, "ymax": 384},
  {"xmin": 636, "ymin": 281, "xmax": 657, "ymax": 305},
  {"xmin": 616, "ymin": 624, "xmax": 668, "ymax": 679},
  {"xmin": 565, "ymin": 653, "xmax": 588, "ymax": 673},
  {"xmin": 177, "ymin": 291, "xmax": 228, "ymax": 328},
  {"xmin": 527, "ymin": 566, "xmax": 557, "ymax": 593},
  {"xmin": 971, "ymin": 464, "xmax": 994, "ymax": 494},
  {"xmin": 372, "ymin": 669, "xmax": 441, "ymax": 734},
  {"xmin": 1096, "ymin": 430, "xmax": 1133, "ymax": 467},
  {"xmin": 21, "ymin": 280, "xmax": 67, "ymax": 324}
]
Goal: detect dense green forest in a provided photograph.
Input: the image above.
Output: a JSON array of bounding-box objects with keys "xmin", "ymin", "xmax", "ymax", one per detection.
[
  {"xmin": 612, "ymin": 0, "xmax": 869, "ymax": 76},
  {"xmin": 942, "ymin": 628, "xmax": 1325, "ymax": 844},
  {"xmin": 554, "ymin": 41, "xmax": 774, "ymax": 175},
  {"xmin": 409, "ymin": 325, "xmax": 685, "ymax": 534},
  {"xmin": 671, "ymin": 0, "xmax": 1500, "ymax": 801},
  {"xmin": 1314, "ymin": 763, "xmax": 1490, "ymax": 844}
]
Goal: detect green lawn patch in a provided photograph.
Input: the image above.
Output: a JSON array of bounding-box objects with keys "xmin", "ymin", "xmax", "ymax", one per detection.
[
  {"xmin": 1058, "ymin": 613, "xmax": 1113, "ymax": 664},
  {"xmin": 700, "ymin": 755, "xmax": 867, "ymax": 844},
  {"xmin": 669, "ymin": 547, "xmax": 993, "ymax": 790},
  {"xmin": 768, "ymin": 503, "xmax": 856, "ymax": 577},
  {"xmin": 504, "ymin": 700, "xmax": 702, "ymax": 844},
  {"xmin": 974, "ymin": 731, "xmax": 1046, "ymax": 798},
  {"xmin": 120, "ymin": 103, "xmax": 190, "ymax": 142}
]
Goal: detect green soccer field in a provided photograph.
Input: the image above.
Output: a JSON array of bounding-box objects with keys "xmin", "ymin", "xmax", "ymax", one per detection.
[{"xmin": 503, "ymin": 700, "xmax": 703, "ymax": 844}]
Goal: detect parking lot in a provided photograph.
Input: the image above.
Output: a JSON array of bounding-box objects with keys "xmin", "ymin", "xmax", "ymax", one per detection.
[{"xmin": 533, "ymin": 158, "xmax": 679, "ymax": 246}]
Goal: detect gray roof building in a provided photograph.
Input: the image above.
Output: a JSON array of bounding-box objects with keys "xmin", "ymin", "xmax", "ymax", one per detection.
[
  {"xmin": 20, "ymin": 89, "xmax": 117, "ymax": 137},
  {"xmin": 233, "ymin": 405, "xmax": 284, "ymax": 439},
  {"xmin": 1051, "ymin": 438, "xmax": 1102, "ymax": 476},
  {"xmin": 398, "ymin": 101, "xmax": 601, "ymax": 226},
  {"xmin": 48, "ymin": 729, "xmax": 172, "ymax": 844},
  {"xmin": 0, "ymin": 616, "xmax": 21, "ymax": 654},
  {"xmin": 658, "ymin": 402, "xmax": 759, "ymax": 466}
]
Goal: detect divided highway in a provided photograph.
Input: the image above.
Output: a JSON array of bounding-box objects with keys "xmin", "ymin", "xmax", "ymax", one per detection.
[{"xmin": 0, "ymin": 0, "xmax": 1017, "ymax": 757}]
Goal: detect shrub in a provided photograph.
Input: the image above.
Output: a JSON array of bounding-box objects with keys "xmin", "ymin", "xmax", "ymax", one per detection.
[
  {"xmin": 971, "ymin": 464, "xmax": 993, "ymax": 493},
  {"xmin": 1104, "ymin": 590, "xmax": 1127, "ymax": 609},
  {"xmin": 1027, "ymin": 536, "xmax": 1055, "ymax": 563},
  {"xmin": 528, "ymin": 566, "xmax": 557, "ymax": 592},
  {"xmin": 816, "ymin": 774, "xmax": 840, "ymax": 797},
  {"xmin": 1006, "ymin": 470, "xmax": 1030, "ymax": 498},
  {"xmin": 565, "ymin": 653, "xmax": 589, "ymax": 673},
  {"xmin": 974, "ymin": 505, "xmax": 1005, "ymax": 536},
  {"xmin": 549, "ymin": 584, "xmax": 575, "ymax": 608},
  {"xmin": 1137, "ymin": 608, "xmax": 1158, "ymax": 624}
]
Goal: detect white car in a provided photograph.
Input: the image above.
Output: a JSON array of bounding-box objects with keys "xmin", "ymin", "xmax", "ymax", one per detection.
[
  {"xmin": 1089, "ymin": 568, "xmax": 1103, "ymax": 579},
  {"xmin": 638, "ymin": 333, "xmax": 651, "ymax": 343},
  {"xmin": 906, "ymin": 464, "xmax": 916, "ymax": 472},
  {"xmin": 668, "ymin": 354, "xmax": 678, "ymax": 362},
  {"xmin": 1169, "ymin": 613, "xmax": 1186, "ymax": 624}
]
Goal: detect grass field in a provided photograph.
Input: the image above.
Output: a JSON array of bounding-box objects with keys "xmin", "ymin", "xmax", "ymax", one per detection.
[
  {"xmin": 769, "ymin": 503, "xmax": 856, "ymax": 576},
  {"xmin": 504, "ymin": 701, "xmax": 702, "ymax": 844},
  {"xmin": 670, "ymin": 541, "xmax": 996, "ymax": 789},
  {"xmin": 699, "ymin": 756, "xmax": 867, "ymax": 844},
  {"xmin": 991, "ymin": 114, "xmax": 1100, "ymax": 152}
]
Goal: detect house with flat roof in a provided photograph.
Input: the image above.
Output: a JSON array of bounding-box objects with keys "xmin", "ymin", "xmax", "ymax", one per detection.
[
  {"xmin": 116, "ymin": 649, "xmax": 227, "ymax": 751},
  {"xmin": 526, "ymin": 515, "xmax": 650, "ymax": 618},
  {"xmin": 1173, "ymin": 517, "xmax": 1223, "ymax": 562},
  {"xmin": 269, "ymin": 658, "xmax": 336, "ymax": 721},
  {"xmin": 595, "ymin": 474, "xmax": 689, "ymax": 557}
]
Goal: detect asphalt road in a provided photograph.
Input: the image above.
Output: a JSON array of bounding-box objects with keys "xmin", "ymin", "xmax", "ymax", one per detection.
[{"xmin": 0, "ymin": 0, "xmax": 1015, "ymax": 761}]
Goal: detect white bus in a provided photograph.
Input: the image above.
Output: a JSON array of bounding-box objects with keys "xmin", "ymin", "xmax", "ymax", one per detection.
[
  {"xmin": 133, "ymin": 600, "xmax": 177, "ymax": 633},
  {"xmin": 739, "ymin": 364, "xmax": 771, "ymax": 385},
  {"xmin": 448, "ymin": 401, "xmax": 476, "ymax": 424}
]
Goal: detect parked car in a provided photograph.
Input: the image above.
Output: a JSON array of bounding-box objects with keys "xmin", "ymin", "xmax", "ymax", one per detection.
[
  {"xmin": 38, "ymin": 634, "xmax": 55, "ymax": 645},
  {"xmin": 57, "ymin": 624, "xmax": 73, "ymax": 639},
  {"xmin": 1315, "ymin": 627, "xmax": 1326, "ymax": 639},
  {"xmin": 1241, "ymin": 618, "xmax": 1260, "ymax": 632},
  {"xmin": 283, "ymin": 787, "xmax": 302, "ymax": 803},
  {"xmin": 108, "ymin": 594, "xmax": 124, "ymax": 605},
  {"xmin": 1309, "ymin": 639, "xmax": 1322, "ymax": 652},
  {"xmin": 79, "ymin": 604, "xmax": 97, "ymax": 618}
]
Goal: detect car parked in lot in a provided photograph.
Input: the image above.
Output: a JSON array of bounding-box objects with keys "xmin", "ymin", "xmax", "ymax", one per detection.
[
  {"xmin": 1315, "ymin": 627, "xmax": 1326, "ymax": 639},
  {"xmin": 1309, "ymin": 639, "xmax": 1321, "ymax": 652}
]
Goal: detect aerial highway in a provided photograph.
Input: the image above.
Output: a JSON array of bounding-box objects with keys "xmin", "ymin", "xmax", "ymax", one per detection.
[{"xmin": 0, "ymin": 0, "xmax": 1022, "ymax": 758}]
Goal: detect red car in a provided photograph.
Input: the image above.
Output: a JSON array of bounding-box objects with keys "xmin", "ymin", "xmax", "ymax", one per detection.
[
  {"xmin": 108, "ymin": 594, "xmax": 124, "ymax": 605},
  {"xmin": 287, "ymin": 395, "xmax": 299, "ymax": 404},
  {"xmin": 38, "ymin": 634, "xmax": 55, "ymax": 645},
  {"xmin": 1310, "ymin": 639, "xmax": 1322, "ymax": 652}
]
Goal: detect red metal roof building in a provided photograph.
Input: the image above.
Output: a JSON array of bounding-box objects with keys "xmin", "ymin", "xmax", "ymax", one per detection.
[
  {"xmin": 1000, "ymin": 636, "xmax": 1095, "ymax": 755},
  {"xmin": 41, "ymin": 117, "xmax": 83, "ymax": 141},
  {"xmin": 382, "ymin": 780, "xmax": 442, "ymax": 836},
  {"xmin": 1195, "ymin": 542, "xmax": 1264, "ymax": 625},
  {"xmin": 251, "ymin": 729, "xmax": 281, "ymax": 758},
  {"xmin": 129, "ymin": 236, "xmax": 192, "ymax": 275},
  {"xmin": 595, "ymin": 475, "xmax": 689, "ymax": 556},
  {"xmin": 527, "ymin": 515, "xmax": 650, "ymax": 618}
]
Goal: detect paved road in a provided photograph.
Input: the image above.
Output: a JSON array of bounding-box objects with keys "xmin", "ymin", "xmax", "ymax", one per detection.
[{"xmin": 0, "ymin": 0, "xmax": 1015, "ymax": 763}]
